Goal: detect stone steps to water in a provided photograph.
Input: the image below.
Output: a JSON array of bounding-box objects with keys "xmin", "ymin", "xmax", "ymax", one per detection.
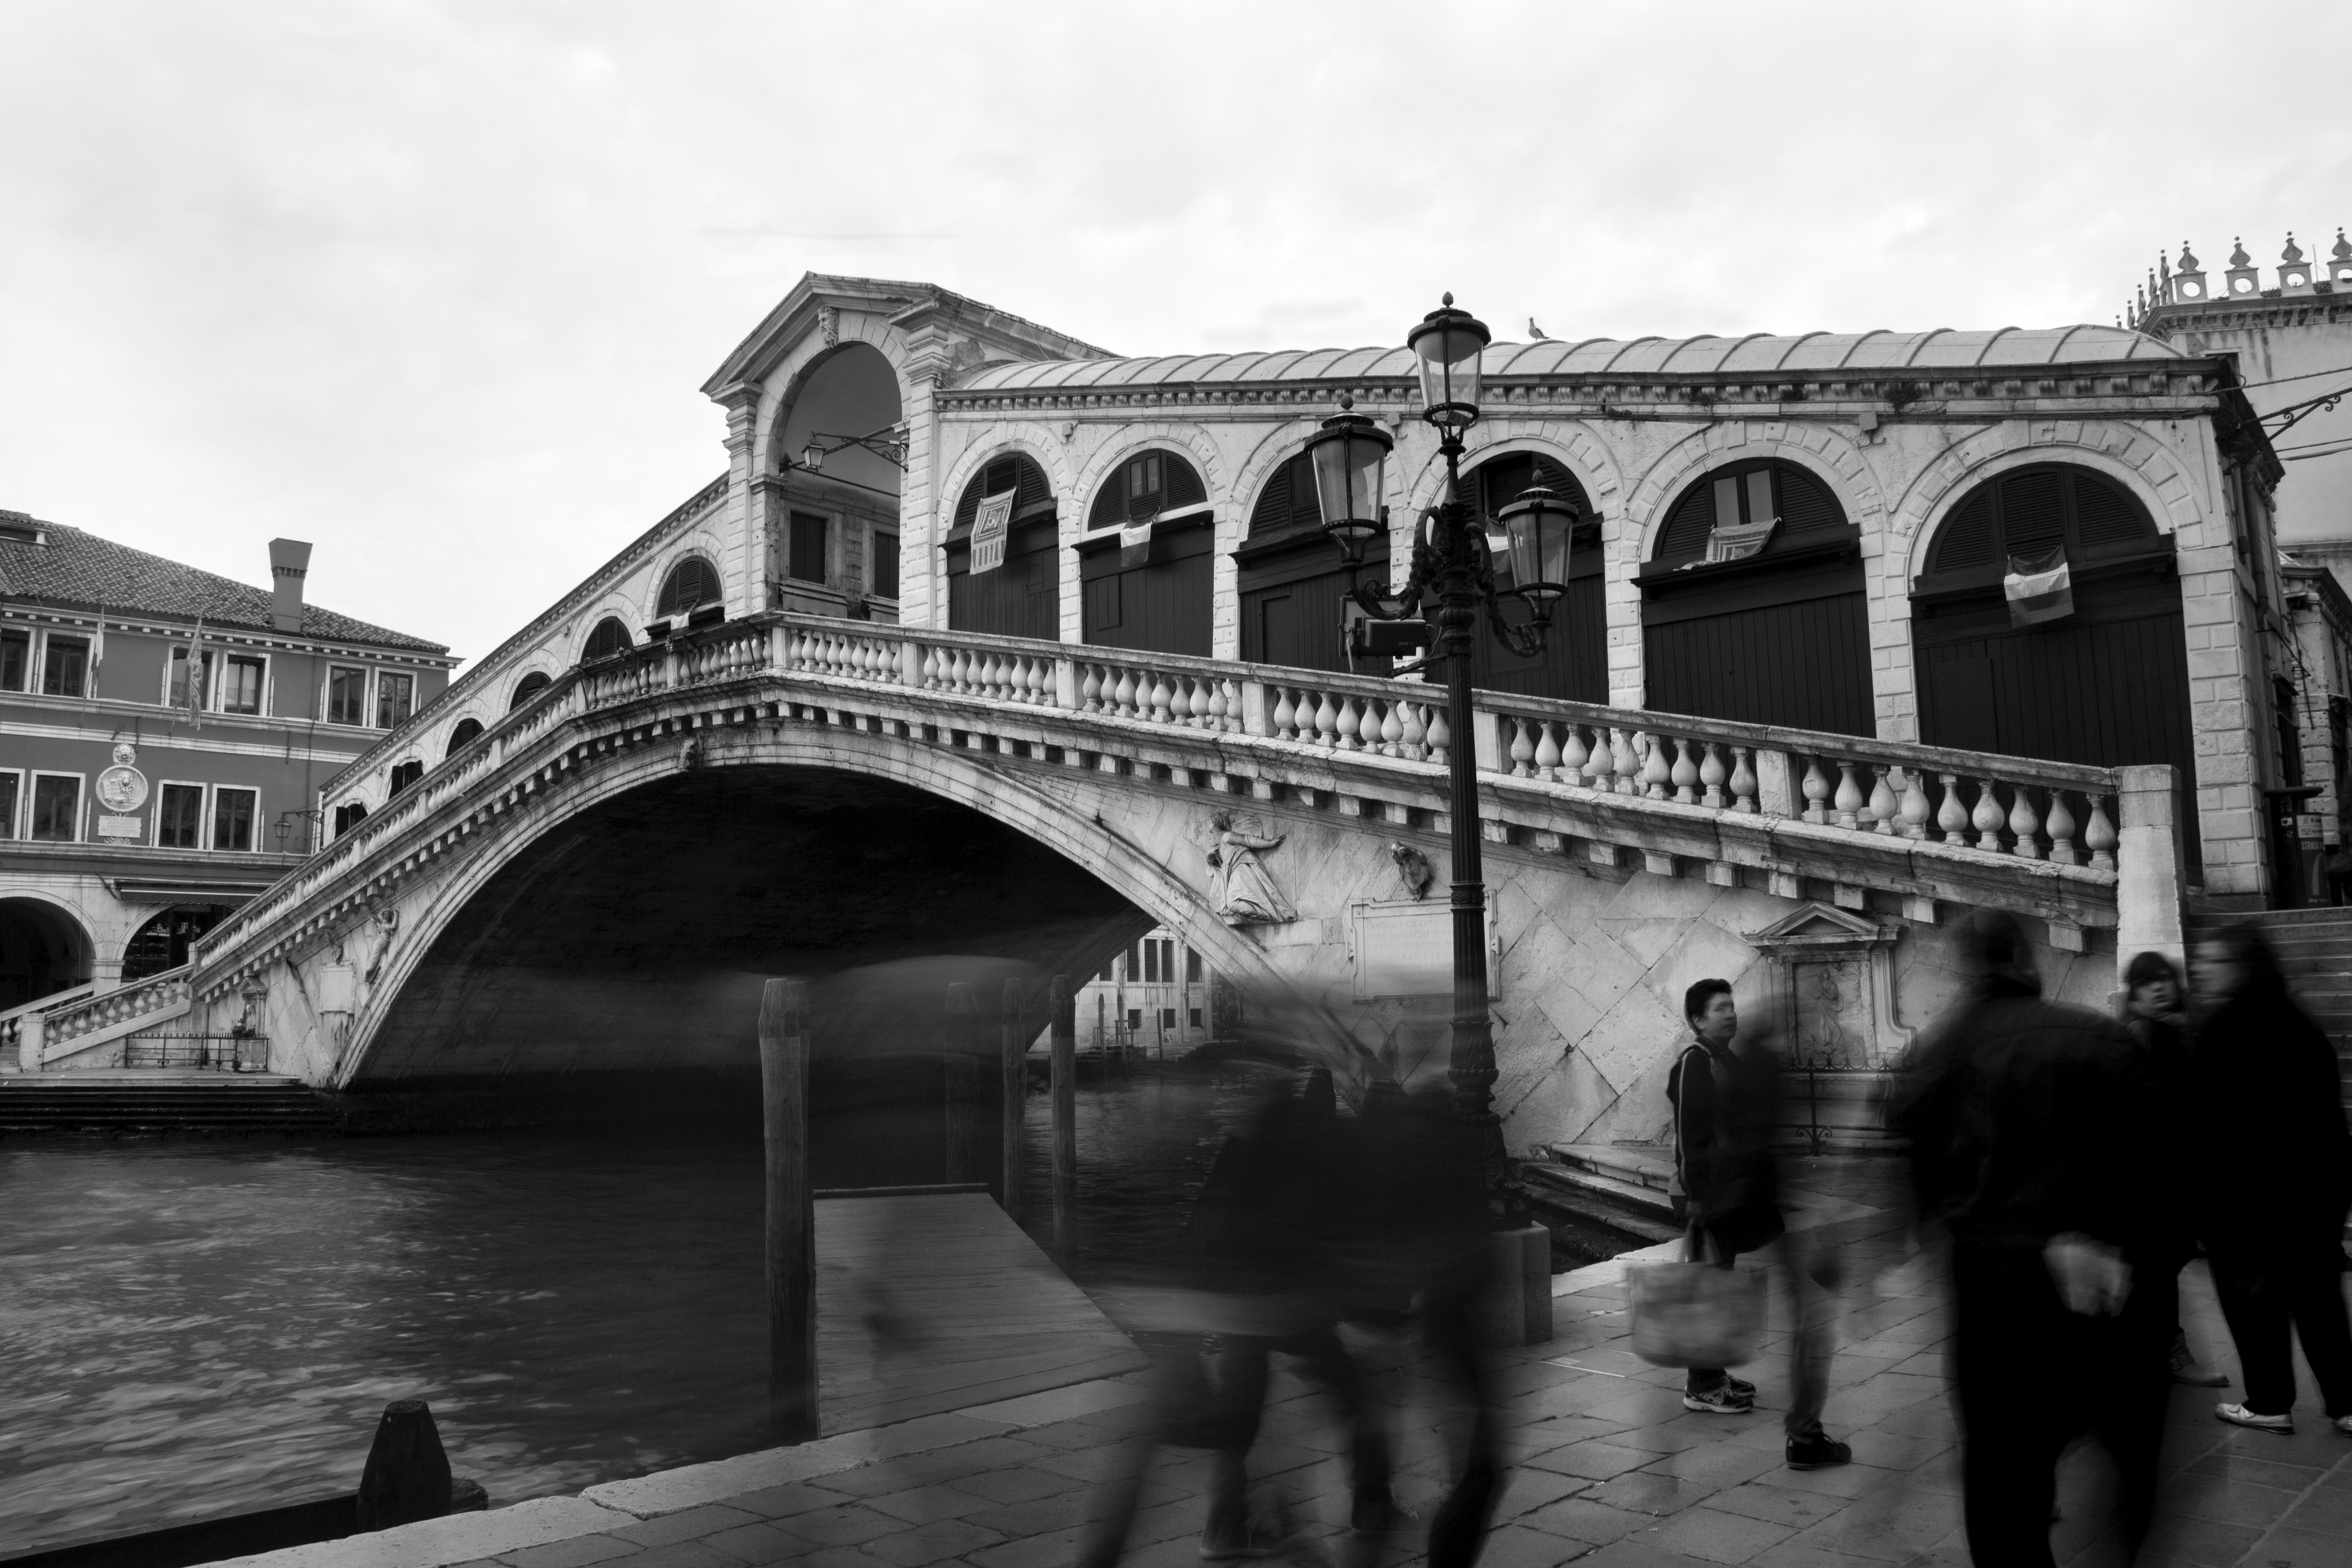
[
  {"xmin": 1516, "ymin": 1143, "xmax": 1682, "ymax": 1245},
  {"xmin": 0, "ymin": 1076, "xmax": 338, "ymax": 1136}
]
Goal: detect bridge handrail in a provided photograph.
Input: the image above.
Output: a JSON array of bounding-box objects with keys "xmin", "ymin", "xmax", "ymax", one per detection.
[
  {"xmin": 192, "ymin": 608, "xmax": 2136, "ymax": 991},
  {"xmin": 23, "ymin": 966, "xmax": 195, "ymax": 1055}
]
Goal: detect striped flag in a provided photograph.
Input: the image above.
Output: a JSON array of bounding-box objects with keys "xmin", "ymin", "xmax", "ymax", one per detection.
[
  {"xmin": 185, "ymin": 617, "xmax": 206, "ymax": 729},
  {"xmin": 2005, "ymin": 547, "xmax": 2074, "ymax": 628}
]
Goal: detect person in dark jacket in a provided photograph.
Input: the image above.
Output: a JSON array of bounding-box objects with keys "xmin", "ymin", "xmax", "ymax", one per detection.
[
  {"xmin": 2189, "ymin": 922, "xmax": 2352, "ymax": 1437},
  {"xmin": 1894, "ymin": 911, "xmax": 2176, "ymax": 1566},
  {"xmin": 1667, "ymin": 979, "xmax": 1847, "ymax": 1467},
  {"xmin": 2122, "ymin": 949, "xmax": 2230, "ymax": 1388}
]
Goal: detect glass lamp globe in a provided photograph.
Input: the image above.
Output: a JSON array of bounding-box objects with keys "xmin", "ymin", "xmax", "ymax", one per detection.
[{"xmin": 1406, "ymin": 294, "xmax": 1490, "ymax": 431}]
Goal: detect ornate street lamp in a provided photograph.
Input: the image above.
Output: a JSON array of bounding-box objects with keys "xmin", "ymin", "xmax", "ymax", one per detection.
[{"xmin": 1313, "ymin": 293, "xmax": 1582, "ymax": 1207}]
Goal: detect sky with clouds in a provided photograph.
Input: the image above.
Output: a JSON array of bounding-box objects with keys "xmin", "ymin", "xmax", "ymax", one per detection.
[{"xmin": 3, "ymin": 1, "xmax": 2348, "ymax": 666}]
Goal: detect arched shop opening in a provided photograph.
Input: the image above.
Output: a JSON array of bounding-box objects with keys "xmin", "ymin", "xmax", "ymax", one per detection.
[
  {"xmin": 1911, "ymin": 463, "xmax": 2196, "ymax": 874},
  {"xmin": 1640, "ymin": 458, "xmax": 1870, "ymax": 735},
  {"xmin": 771, "ymin": 342, "xmax": 904, "ymax": 619},
  {"xmin": 0, "ymin": 897, "xmax": 93, "ymax": 1010},
  {"xmin": 1461, "ymin": 451, "xmax": 1604, "ymax": 702},
  {"xmin": 1078, "ymin": 449, "xmax": 1213, "ymax": 657},
  {"xmin": 1238, "ymin": 447, "xmax": 1393, "ymax": 676},
  {"xmin": 945, "ymin": 453, "xmax": 1058, "ymax": 641},
  {"xmin": 122, "ymin": 903, "xmax": 236, "ymax": 982}
]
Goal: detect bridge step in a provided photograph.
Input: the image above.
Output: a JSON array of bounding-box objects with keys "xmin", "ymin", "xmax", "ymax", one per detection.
[{"xmin": 0, "ymin": 1078, "xmax": 338, "ymax": 1136}]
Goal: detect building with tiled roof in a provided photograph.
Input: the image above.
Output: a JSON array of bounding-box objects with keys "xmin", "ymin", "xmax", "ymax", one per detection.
[{"xmin": 2, "ymin": 512, "xmax": 455, "ymax": 1036}]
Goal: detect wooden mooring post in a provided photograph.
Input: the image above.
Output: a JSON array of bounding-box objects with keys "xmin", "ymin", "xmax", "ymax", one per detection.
[
  {"xmin": 944, "ymin": 982, "xmax": 979, "ymax": 1185},
  {"xmin": 758, "ymin": 977, "xmax": 817, "ymax": 1444},
  {"xmin": 1050, "ymin": 973, "xmax": 1077, "ymax": 1259},
  {"xmin": 1000, "ymin": 978, "xmax": 1026, "ymax": 1222}
]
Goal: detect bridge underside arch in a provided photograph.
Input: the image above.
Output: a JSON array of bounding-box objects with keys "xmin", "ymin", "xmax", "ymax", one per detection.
[{"xmin": 358, "ymin": 766, "xmax": 1156, "ymax": 1168}]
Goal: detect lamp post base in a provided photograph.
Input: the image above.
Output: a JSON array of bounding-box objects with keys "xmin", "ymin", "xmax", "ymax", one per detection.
[{"xmin": 1477, "ymin": 1222, "xmax": 1555, "ymax": 1346}]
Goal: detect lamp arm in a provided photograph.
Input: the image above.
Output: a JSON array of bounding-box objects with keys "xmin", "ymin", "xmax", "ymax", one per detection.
[
  {"xmin": 1477, "ymin": 573, "xmax": 1550, "ymax": 659},
  {"xmin": 1347, "ymin": 574, "xmax": 1424, "ymax": 621}
]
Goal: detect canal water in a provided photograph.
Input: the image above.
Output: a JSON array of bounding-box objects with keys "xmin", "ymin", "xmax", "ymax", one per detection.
[{"xmin": 0, "ymin": 1069, "xmax": 1263, "ymax": 1555}]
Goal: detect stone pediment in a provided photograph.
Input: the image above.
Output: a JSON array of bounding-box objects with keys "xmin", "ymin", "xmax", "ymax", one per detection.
[{"xmin": 1743, "ymin": 902, "xmax": 1891, "ymax": 952}]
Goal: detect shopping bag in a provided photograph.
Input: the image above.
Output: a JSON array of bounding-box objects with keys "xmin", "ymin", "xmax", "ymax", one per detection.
[{"xmin": 1625, "ymin": 1250, "xmax": 1767, "ymax": 1368}]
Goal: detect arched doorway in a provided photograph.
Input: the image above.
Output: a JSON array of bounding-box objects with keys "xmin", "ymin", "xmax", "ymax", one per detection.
[
  {"xmin": 1238, "ymin": 447, "xmax": 1392, "ymax": 676},
  {"xmin": 1911, "ymin": 463, "xmax": 2196, "ymax": 870},
  {"xmin": 1078, "ymin": 448, "xmax": 1213, "ymax": 657},
  {"xmin": 1640, "ymin": 458, "xmax": 1871, "ymax": 734},
  {"xmin": 1463, "ymin": 451, "xmax": 1605, "ymax": 702},
  {"xmin": 945, "ymin": 453, "xmax": 1058, "ymax": 640},
  {"xmin": 122, "ymin": 903, "xmax": 235, "ymax": 981},
  {"xmin": 0, "ymin": 898, "xmax": 93, "ymax": 1011},
  {"xmin": 772, "ymin": 343, "xmax": 904, "ymax": 619}
]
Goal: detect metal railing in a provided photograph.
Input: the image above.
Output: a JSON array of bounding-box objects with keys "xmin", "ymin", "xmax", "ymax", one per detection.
[{"xmin": 118, "ymin": 1032, "xmax": 272, "ymax": 1073}]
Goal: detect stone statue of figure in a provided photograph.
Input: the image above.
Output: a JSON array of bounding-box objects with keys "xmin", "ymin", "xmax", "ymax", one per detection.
[{"xmin": 1205, "ymin": 811, "xmax": 1296, "ymax": 926}]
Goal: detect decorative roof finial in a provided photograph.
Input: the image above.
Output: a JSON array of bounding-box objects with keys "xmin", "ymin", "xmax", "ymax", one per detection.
[
  {"xmin": 2333, "ymin": 228, "xmax": 2351, "ymax": 263},
  {"xmin": 2177, "ymin": 240, "xmax": 2199, "ymax": 272},
  {"xmin": 2229, "ymin": 236, "xmax": 2252, "ymax": 268},
  {"xmin": 2282, "ymin": 231, "xmax": 2305, "ymax": 264}
]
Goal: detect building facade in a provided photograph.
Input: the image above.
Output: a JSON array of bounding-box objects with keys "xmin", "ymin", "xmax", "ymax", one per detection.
[
  {"xmin": 0, "ymin": 512, "xmax": 452, "ymax": 1022},
  {"xmin": 1072, "ymin": 926, "xmax": 1233, "ymax": 1058},
  {"xmin": 317, "ymin": 273, "xmax": 2306, "ymax": 907}
]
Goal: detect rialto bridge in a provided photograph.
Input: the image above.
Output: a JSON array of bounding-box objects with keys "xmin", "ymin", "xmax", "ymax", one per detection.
[
  {"xmin": 13, "ymin": 610, "xmax": 2182, "ymax": 1150},
  {"xmin": 3, "ymin": 269, "xmax": 2275, "ymax": 1152}
]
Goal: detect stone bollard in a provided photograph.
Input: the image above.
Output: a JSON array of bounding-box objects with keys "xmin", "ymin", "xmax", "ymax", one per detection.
[
  {"xmin": 1477, "ymin": 1224, "xmax": 1554, "ymax": 1347},
  {"xmin": 355, "ymin": 1400, "xmax": 453, "ymax": 1530}
]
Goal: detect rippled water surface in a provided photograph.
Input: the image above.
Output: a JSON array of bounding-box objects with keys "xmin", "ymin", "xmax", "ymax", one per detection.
[{"xmin": 0, "ymin": 1070, "xmax": 1252, "ymax": 1555}]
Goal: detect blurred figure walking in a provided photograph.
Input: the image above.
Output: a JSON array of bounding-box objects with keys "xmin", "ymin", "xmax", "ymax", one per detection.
[
  {"xmin": 1895, "ymin": 912, "xmax": 2176, "ymax": 1566},
  {"xmin": 2187, "ymin": 923, "xmax": 2352, "ymax": 1437},
  {"xmin": 1666, "ymin": 979, "xmax": 1849, "ymax": 1467},
  {"xmin": 2120, "ymin": 950, "xmax": 2230, "ymax": 1388}
]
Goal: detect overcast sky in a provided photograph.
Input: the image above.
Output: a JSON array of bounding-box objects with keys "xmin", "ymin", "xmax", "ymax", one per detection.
[{"xmin": 3, "ymin": 2, "xmax": 2348, "ymax": 666}]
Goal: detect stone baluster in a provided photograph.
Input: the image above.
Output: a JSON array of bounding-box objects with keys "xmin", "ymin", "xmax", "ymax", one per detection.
[
  {"xmin": 1380, "ymin": 700, "xmax": 1405, "ymax": 757},
  {"xmin": 1971, "ymin": 778, "xmax": 2007, "ymax": 852},
  {"xmin": 1533, "ymin": 720, "xmax": 1562, "ymax": 780},
  {"xmin": 2009, "ymin": 784, "xmax": 2045, "ymax": 860},
  {"xmin": 1080, "ymin": 663, "xmax": 1103, "ymax": 712},
  {"xmin": 1559, "ymin": 724, "xmax": 1591, "ymax": 786},
  {"xmin": 1639, "ymin": 732, "xmax": 1672, "ymax": 799},
  {"xmin": 1866, "ymin": 766, "xmax": 1899, "ymax": 835},
  {"xmin": 1426, "ymin": 706, "xmax": 1450, "ymax": 766},
  {"xmin": 1671, "ymin": 738, "xmax": 1700, "ymax": 804},
  {"xmin": 1109, "ymin": 667, "xmax": 1134, "ymax": 716},
  {"xmin": 1586, "ymin": 729, "xmax": 1617, "ymax": 792},
  {"xmin": 1697, "ymin": 742, "xmax": 1727, "ymax": 809},
  {"xmin": 1212, "ymin": 680, "xmax": 1237, "ymax": 732},
  {"xmin": 1272, "ymin": 686, "xmax": 1297, "ymax": 740},
  {"xmin": 2084, "ymin": 792, "xmax": 2118, "ymax": 871},
  {"xmin": 1032, "ymin": 658, "xmax": 1052, "ymax": 705},
  {"xmin": 1188, "ymin": 677, "xmax": 1213, "ymax": 726},
  {"xmin": 1728, "ymin": 746, "xmax": 1757, "ymax": 812},
  {"xmin": 1896, "ymin": 768, "xmax": 1931, "ymax": 839},
  {"xmin": 1801, "ymin": 757, "xmax": 1832, "ymax": 825},
  {"xmin": 1400, "ymin": 701, "xmax": 1427, "ymax": 759},
  {"xmin": 1337, "ymin": 696, "xmax": 1364, "ymax": 751},
  {"xmin": 1508, "ymin": 716, "xmax": 1536, "ymax": 776},
  {"xmin": 2045, "ymin": 789, "xmax": 2079, "ymax": 865},
  {"xmin": 1148, "ymin": 672, "xmax": 1174, "ymax": 724},
  {"xmin": 1936, "ymin": 773, "xmax": 1969, "ymax": 842},
  {"xmin": 1314, "ymin": 691, "xmax": 1340, "ymax": 747},
  {"xmin": 1610, "ymin": 728, "xmax": 1640, "ymax": 794},
  {"xmin": 1833, "ymin": 762, "xmax": 1865, "ymax": 831}
]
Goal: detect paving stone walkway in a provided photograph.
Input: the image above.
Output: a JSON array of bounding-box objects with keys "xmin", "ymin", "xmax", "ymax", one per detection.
[{"xmin": 213, "ymin": 1159, "xmax": 2352, "ymax": 1568}]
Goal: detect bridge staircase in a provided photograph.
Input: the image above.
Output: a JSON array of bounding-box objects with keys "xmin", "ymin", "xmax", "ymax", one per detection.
[
  {"xmin": 0, "ymin": 1074, "xmax": 336, "ymax": 1136},
  {"xmin": 2183, "ymin": 904, "xmax": 2352, "ymax": 1120}
]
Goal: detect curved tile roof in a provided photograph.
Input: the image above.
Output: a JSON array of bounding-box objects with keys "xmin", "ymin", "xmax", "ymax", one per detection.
[{"xmin": 954, "ymin": 324, "xmax": 2184, "ymax": 393}]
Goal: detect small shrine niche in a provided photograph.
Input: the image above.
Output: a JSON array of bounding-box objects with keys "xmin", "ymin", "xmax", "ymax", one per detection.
[{"xmin": 1742, "ymin": 903, "xmax": 1914, "ymax": 1070}]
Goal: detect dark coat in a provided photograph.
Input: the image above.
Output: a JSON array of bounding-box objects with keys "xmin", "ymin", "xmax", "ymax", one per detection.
[
  {"xmin": 2186, "ymin": 978, "xmax": 2352, "ymax": 1245},
  {"xmin": 1893, "ymin": 980, "xmax": 2171, "ymax": 1261},
  {"xmin": 1668, "ymin": 1036, "xmax": 1785, "ymax": 1257}
]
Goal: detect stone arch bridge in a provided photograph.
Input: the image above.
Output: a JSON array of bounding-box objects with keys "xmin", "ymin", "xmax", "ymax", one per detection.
[{"xmin": 14, "ymin": 615, "xmax": 2181, "ymax": 1149}]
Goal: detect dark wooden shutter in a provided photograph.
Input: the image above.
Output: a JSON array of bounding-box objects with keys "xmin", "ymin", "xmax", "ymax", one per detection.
[
  {"xmin": 1931, "ymin": 490, "xmax": 1997, "ymax": 572},
  {"xmin": 1998, "ymin": 469, "xmax": 2067, "ymax": 559},
  {"xmin": 584, "ymin": 618, "xmax": 631, "ymax": 660},
  {"xmin": 948, "ymin": 454, "xmax": 1057, "ymax": 639},
  {"xmin": 788, "ymin": 513, "xmax": 828, "ymax": 583},
  {"xmin": 1777, "ymin": 465, "xmax": 1841, "ymax": 536},
  {"xmin": 658, "ymin": 557, "xmax": 720, "ymax": 617},
  {"xmin": 2072, "ymin": 473, "xmax": 2155, "ymax": 553},
  {"xmin": 1655, "ymin": 483, "xmax": 1717, "ymax": 565}
]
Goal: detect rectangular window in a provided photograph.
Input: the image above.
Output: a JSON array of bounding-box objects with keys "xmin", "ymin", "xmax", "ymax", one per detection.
[
  {"xmin": 1126, "ymin": 1008, "xmax": 1142, "ymax": 1031},
  {"xmin": 1098, "ymin": 964, "xmax": 1113, "ymax": 982},
  {"xmin": 156, "ymin": 783, "xmax": 205, "ymax": 849},
  {"xmin": 1130, "ymin": 453, "xmax": 1161, "ymax": 499},
  {"xmin": 41, "ymin": 636, "xmax": 89, "ymax": 697},
  {"xmin": 212, "ymin": 787, "xmax": 257, "ymax": 852},
  {"xmin": 788, "ymin": 512, "xmax": 828, "ymax": 584},
  {"xmin": 219, "ymin": 655, "xmax": 265, "ymax": 715},
  {"xmin": 0, "ymin": 628, "xmax": 27, "ymax": 691},
  {"xmin": 1159, "ymin": 939, "xmax": 1175, "ymax": 981},
  {"xmin": 1185, "ymin": 949, "xmax": 1203, "ymax": 982},
  {"xmin": 1125, "ymin": 942, "xmax": 1141, "ymax": 981},
  {"xmin": 1143, "ymin": 943, "xmax": 1160, "ymax": 983},
  {"xmin": 0, "ymin": 772, "xmax": 18, "ymax": 838},
  {"xmin": 1189, "ymin": 1007, "xmax": 1203, "ymax": 1030},
  {"xmin": 327, "ymin": 666, "xmax": 368, "ymax": 725},
  {"xmin": 1160, "ymin": 1007, "xmax": 1176, "ymax": 1031},
  {"xmin": 375, "ymin": 671, "xmax": 414, "ymax": 728},
  {"xmin": 870, "ymin": 530, "xmax": 901, "ymax": 600},
  {"xmin": 30, "ymin": 774, "xmax": 80, "ymax": 841},
  {"xmin": 167, "ymin": 647, "xmax": 215, "ymax": 709}
]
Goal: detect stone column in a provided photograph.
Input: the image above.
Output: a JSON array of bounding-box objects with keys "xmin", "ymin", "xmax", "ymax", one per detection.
[
  {"xmin": 2115, "ymin": 762, "xmax": 2186, "ymax": 982},
  {"xmin": 714, "ymin": 382, "xmax": 765, "ymax": 618}
]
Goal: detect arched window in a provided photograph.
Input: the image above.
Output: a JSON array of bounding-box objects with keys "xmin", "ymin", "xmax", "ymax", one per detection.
[
  {"xmin": 946, "ymin": 453, "xmax": 1058, "ymax": 639},
  {"xmin": 1640, "ymin": 458, "xmax": 1870, "ymax": 735},
  {"xmin": 387, "ymin": 760, "xmax": 423, "ymax": 796},
  {"xmin": 1087, "ymin": 449, "xmax": 1207, "ymax": 532},
  {"xmin": 446, "ymin": 717, "xmax": 484, "ymax": 758},
  {"xmin": 1247, "ymin": 452, "xmax": 1327, "ymax": 538},
  {"xmin": 1464, "ymin": 452, "xmax": 1605, "ymax": 702},
  {"xmin": 509, "ymin": 670, "xmax": 552, "ymax": 712},
  {"xmin": 655, "ymin": 556, "xmax": 722, "ymax": 619},
  {"xmin": 1079, "ymin": 449, "xmax": 1213, "ymax": 657},
  {"xmin": 1912, "ymin": 463, "xmax": 2192, "ymax": 869},
  {"xmin": 1239, "ymin": 450, "xmax": 1374, "ymax": 674},
  {"xmin": 332, "ymin": 801, "xmax": 368, "ymax": 838},
  {"xmin": 582, "ymin": 618, "xmax": 632, "ymax": 662}
]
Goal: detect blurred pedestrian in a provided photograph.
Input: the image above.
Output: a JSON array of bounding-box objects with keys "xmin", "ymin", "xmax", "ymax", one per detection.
[
  {"xmin": 1666, "ymin": 979, "xmax": 1849, "ymax": 1468},
  {"xmin": 2187, "ymin": 922, "xmax": 2352, "ymax": 1437},
  {"xmin": 1893, "ymin": 911, "xmax": 2175, "ymax": 1566},
  {"xmin": 2120, "ymin": 950, "xmax": 2230, "ymax": 1388}
]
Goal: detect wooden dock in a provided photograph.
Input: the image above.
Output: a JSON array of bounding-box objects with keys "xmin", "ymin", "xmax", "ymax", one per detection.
[{"xmin": 814, "ymin": 1188, "xmax": 1143, "ymax": 1434}]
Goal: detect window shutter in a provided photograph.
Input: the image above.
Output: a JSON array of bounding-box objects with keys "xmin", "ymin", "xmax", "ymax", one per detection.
[
  {"xmin": 1249, "ymin": 460, "xmax": 1294, "ymax": 535},
  {"xmin": 1656, "ymin": 482, "xmax": 1717, "ymax": 562},
  {"xmin": 2071, "ymin": 473, "xmax": 2156, "ymax": 552},
  {"xmin": 1931, "ymin": 489, "xmax": 1998, "ymax": 571},
  {"xmin": 1776, "ymin": 464, "xmax": 1841, "ymax": 535},
  {"xmin": 1997, "ymin": 469, "xmax": 2067, "ymax": 558},
  {"xmin": 1164, "ymin": 453, "xmax": 1206, "ymax": 510}
]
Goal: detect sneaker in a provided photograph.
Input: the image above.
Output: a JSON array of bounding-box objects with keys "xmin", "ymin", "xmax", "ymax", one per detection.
[
  {"xmin": 1347, "ymin": 1493, "xmax": 1418, "ymax": 1539},
  {"xmin": 1682, "ymin": 1386, "xmax": 1755, "ymax": 1415},
  {"xmin": 2335, "ymin": 1415, "xmax": 2352, "ymax": 1437},
  {"xmin": 2215, "ymin": 1403, "xmax": 2293, "ymax": 1434},
  {"xmin": 1726, "ymin": 1375, "xmax": 1757, "ymax": 1397},
  {"xmin": 1199, "ymin": 1520, "xmax": 1282, "ymax": 1561},
  {"xmin": 1786, "ymin": 1434, "xmax": 1852, "ymax": 1470}
]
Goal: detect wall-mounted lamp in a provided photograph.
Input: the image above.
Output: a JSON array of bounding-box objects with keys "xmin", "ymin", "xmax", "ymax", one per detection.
[{"xmin": 790, "ymin": 423, "xmax": 910, "ymax": 473}]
